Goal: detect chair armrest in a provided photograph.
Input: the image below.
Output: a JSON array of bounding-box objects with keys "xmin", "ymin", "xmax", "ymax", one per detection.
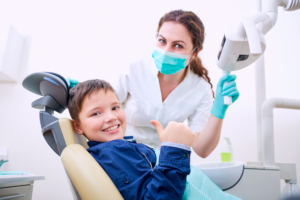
[{"xmin": 61, "ymin": 144, "xmax": 124, "ymax": 200}]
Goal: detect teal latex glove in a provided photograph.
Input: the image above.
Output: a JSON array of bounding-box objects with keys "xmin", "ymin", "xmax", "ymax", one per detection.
[
  {"xmin": 66, "ymin": 78, "xmax": 79, "ymax": 88},
  {"xmin": 210, "ymin": 75, "xmax": 240, "ymax": 119}
]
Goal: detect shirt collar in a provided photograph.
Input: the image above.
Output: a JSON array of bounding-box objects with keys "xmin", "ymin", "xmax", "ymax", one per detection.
[
  {"xmin": 87, "ymin": 141, "xmax": 103, "ymax": 148},
  {"xmin": 87, "ymin": 136, "xmax": 135, "ymax": 147}
]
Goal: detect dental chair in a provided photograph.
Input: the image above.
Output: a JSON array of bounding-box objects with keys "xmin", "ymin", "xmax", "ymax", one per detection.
[{"xmin": 22, "ymin": 72, "xmax": 124, "ymax": 200}]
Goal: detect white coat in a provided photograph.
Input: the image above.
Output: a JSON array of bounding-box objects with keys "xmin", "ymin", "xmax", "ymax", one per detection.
[{"xmin": 114, "ymin": 57, "xmax": 214, "ymax": 149}]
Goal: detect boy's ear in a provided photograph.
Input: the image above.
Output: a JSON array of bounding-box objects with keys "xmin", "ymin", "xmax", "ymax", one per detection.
[{"xmin": 72, "ymin": 120, "xmax": 84, "ymax": 135}]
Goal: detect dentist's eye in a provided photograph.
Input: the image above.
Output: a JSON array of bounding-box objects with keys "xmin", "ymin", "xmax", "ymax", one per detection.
[
  {"xmin": 175, "ymin": 44, "xmax": 183, "ymax": 49},
  {"xmin": 112, "ymin": 106, "xmax": 119, "ymax": 110},
  {"xmin": 92, "ymin": 112, "xmax": 101, "ymax": 116},
  {"xmin": 159, "ymin": 39, "xmax": 166, "ymax": 44}
]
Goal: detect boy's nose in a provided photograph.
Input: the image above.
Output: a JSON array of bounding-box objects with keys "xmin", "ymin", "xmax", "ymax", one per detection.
[{"xmin": 104, "ymin": 111, "xmax": 117, "ymax": 122}]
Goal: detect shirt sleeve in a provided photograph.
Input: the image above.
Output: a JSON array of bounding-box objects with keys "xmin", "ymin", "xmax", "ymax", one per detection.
[
  {"xmin": 187, "ymin": 85, "xmax": 214, "ymax": 133},
  {"xmin": 143, "ymin": 146, "xmax": 191, "ymax": 200},
  {"xmin": 161, "ymin": 142, "xmax": 191, "ymax": 151},
  {"xmin": 88, "ymin": 142, "xmax": 190, "ymax": 200},
  {"xmin": 113, "ymin": 69, "xmax": 130, "ymax": 104}
]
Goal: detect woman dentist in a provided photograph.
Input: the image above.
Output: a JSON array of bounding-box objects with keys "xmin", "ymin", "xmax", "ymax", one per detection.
[
  {"xmin": 114, "ymin": 9, "xmax": 239, "ymax": 158},
  {"xmin": 68, "ymin": 9, "xmax": 239, "ymax": 158}
]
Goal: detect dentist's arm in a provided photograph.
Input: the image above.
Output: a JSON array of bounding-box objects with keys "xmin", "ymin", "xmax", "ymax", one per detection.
[{"xmin": 192, "ymin": 75, "xmax": 239, "ymax": 158}]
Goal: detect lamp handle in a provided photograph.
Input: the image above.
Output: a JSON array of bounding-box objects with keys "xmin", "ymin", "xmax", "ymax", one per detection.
[{"xmin": 223, "ymin": 71, "xmax": 232, "ymax": 105}]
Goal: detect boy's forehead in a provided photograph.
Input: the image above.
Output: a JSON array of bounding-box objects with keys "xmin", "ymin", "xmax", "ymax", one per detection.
[{"xmin": 82, "ymin": 89, "xmax": 119, "ymax": 107}]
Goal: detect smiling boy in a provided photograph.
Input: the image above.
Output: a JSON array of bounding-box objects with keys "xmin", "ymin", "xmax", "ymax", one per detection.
[{"xmin": 68, "ymin": 79, "xmax": 195, "ymax": 200}]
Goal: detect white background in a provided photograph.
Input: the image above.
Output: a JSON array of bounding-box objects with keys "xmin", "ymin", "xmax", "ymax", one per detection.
[{"xmin": 0, "ymin": 0, "xmax": 299, "ymax": 199}]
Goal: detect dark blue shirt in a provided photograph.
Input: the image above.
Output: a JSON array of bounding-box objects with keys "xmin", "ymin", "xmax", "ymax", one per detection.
[{"xmin": 87, "ymin": 139, "xmax": 191, "ymax": 200}]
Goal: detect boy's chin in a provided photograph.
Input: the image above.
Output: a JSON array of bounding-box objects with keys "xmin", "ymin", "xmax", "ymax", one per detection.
[{"xmin": 107, "ymin": 134, "xmax": 125, "ymax": 141}]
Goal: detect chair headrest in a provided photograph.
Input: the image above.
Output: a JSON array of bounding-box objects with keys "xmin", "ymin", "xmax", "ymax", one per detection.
[{"xmin": 22, "ymin": 72, "xmax": 69, "ymax": 113}]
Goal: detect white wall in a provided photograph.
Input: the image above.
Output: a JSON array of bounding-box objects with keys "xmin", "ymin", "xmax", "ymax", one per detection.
[{"xmin": 0, "ymin": 0, "xmax": 299, "ymax": 199}]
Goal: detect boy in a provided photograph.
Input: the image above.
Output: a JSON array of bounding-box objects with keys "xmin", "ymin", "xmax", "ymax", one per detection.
[{"xmin": 68, "ymin": 79, "xmax": 196, "ymax": 200}]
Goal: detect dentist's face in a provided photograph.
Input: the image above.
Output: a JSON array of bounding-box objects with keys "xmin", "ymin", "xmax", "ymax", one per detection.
[
  {"xmin": 156, "ymin": 21, "xmax": 195, "ymax": 57},
  {"xmin": 75, "ymin": 89, "xmax": 126, "ymax": 142}
]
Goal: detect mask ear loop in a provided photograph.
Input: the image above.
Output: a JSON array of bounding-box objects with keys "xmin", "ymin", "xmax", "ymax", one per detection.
[{"xmin": 185, "ymin": 47, "xmax": 197, "ymax": 67}]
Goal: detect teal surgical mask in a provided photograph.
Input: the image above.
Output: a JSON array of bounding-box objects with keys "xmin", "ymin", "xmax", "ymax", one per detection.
[{"xmin": 152, "ymin": 46, "xmax": 196, "ymax": 75}]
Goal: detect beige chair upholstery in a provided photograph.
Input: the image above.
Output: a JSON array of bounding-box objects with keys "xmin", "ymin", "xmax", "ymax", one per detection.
[
  {"xmin": 59, "ymin": 118, "xmax": 124, "ymax": 200},
  {"xmin": 58, "ymin": 118, "xmax": 89, "ymax": 149}
]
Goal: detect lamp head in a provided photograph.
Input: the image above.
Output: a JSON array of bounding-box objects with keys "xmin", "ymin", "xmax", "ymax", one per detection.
[{"xmin": 216, "ymin": 18, "xmax": 266, "ymax": 73}]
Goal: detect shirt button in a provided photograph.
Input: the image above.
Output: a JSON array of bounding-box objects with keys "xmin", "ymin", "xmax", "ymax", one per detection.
[
  {"xmin": 124, "ymin": 179, "xmax": 129, "ymax": 184},
  {"xmin": 184, "ymin": 154, "xmax": 189, "ymax": 158}
]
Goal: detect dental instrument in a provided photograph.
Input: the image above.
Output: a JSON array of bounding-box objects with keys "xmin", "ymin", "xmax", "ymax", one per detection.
[
  {"xmin": 0, "ymin": 159, "xmax": 8, "ymax": 169},
  {"xmin": 0, "ymin": 160, "xmax": 30, "ymax": 175}
]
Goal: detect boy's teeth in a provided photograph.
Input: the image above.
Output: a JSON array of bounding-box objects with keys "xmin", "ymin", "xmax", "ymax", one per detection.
[{"xmin": 105, "ymin": 125, "xmax": 118, "ymax": 131}]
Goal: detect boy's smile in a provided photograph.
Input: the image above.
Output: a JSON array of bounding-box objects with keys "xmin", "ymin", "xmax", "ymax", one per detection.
[
  {"xmin": 103, "ymin": 125, "xmax": 119, "ymax": 132},
  {"xmin": 74, "ymin": 89, "xmax": 126, "ymax": 142}
]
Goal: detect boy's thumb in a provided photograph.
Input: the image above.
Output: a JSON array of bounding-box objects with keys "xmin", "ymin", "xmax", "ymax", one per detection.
[{"xmin": 150, "ymin": 120, "xmax": 164, "ymax": 135}]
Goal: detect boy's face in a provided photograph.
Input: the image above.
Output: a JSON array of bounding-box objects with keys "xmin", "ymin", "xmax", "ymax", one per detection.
[{"xmin": 74, "ymin": 89, "xmax": 126, "ymax": 142}]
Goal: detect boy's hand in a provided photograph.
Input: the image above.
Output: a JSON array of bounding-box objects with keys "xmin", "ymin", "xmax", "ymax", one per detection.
[{"xmin": 150, "ymin": 120, "xmax": 196, "ymax": 147}]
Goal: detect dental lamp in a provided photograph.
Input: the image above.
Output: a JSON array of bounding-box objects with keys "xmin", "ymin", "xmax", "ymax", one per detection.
[
  {"xmin": 216, "ymin": 0, "xmax": 300, "ymax": 105},
  {"xmin": 216, "ymin": 13, "xmax": 269, "ymax": 105}
]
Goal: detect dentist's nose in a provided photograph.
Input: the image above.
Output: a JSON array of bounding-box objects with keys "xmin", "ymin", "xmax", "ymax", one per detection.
[
  {"xmin": 158, "ymin": 42, "xmax": 173, "ymax": 53},
  {"xmin": 165, "ymin": 44, "xmax": 173, "ymax": 53}
]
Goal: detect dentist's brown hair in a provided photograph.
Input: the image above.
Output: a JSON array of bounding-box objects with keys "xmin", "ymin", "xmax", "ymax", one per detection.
[{"xmin": 157, "ymin": 10, "xmax": 215, "ymax": 98}]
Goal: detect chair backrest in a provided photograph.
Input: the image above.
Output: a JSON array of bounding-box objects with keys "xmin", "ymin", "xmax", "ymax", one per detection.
[
  {"xmin": 58, "ymin": 118, "xmax": 89, "ymax": 148},
  {"xmin": 58, "ymin": 118, "xmax": 124, "ymax": 200},
  {"xmin": 22, "ymin": 72, "xmax": 123, "ymax": 200}
]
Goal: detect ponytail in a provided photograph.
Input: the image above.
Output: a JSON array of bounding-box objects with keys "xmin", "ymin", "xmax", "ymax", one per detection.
[{"xmin": 190, "ymin": 56, "xmax": 215, "ymax": 98}]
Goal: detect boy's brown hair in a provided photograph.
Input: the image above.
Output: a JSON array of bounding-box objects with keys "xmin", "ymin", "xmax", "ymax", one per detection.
[{"xmin": 68, "ymin": 79, "xmax": 116, "ymax": 122}]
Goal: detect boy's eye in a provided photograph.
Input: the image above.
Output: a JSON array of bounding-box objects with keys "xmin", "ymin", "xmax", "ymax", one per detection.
[
  {"xmin": 92, "ymin": 112, "xmax": 101, "ymax": 116},
  {"xmin": 112, "ymin": 106, "xmax": 119, "ymax": 110}
]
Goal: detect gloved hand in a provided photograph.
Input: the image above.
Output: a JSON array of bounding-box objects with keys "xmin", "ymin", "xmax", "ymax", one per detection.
[
  {"xmin": 210, "ymin": 75, "xmax": 240, "ymax": 119},
  {"xmin": 66, "ymin": 78, "xmax": 79, "ymax": 88}
]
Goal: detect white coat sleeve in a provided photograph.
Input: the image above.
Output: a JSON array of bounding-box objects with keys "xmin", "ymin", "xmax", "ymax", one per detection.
[
  {"xmin": 187, "ymin": 86, "xmax": 214, "ymax": 133},
  {"xmin": 113, "ymin": 70, "xmax": 130, "ymax": 104}
]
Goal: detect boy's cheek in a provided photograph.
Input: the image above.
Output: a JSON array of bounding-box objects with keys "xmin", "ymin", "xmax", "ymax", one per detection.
[
  {"xmin": 118, "ymin": 110, "xmax": 127, "ymax": 124},
  {"xmin": 86, "ymin": 117, "xmax": 102, "ymax": 127}
]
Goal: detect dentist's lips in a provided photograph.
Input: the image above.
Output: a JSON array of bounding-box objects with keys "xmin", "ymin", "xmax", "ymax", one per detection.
[{"xmin": 102, "ymin": 124, "xmax": 120, "ymax": 134}]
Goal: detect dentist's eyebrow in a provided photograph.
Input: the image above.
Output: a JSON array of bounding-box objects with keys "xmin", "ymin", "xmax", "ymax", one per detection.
[
  {"xmin": 158, "ymin": 35, "xmax": 186, "ymax": 45},
  {"xmin": 158, "ymin": 35, "xmax": 166, "ymax": 40},
  {"xmin": 172, "ymin": 40, "xmax": 186, "ymax": 45},
  {"xmin": 173, "ymin": 40, "xmax": 186, "ymax": 45}
]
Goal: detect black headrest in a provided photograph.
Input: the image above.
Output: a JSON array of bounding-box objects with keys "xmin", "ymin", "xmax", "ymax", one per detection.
[{"xmin": 22, "ymin": 72, "xmax": 69, "ymax": 113}]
